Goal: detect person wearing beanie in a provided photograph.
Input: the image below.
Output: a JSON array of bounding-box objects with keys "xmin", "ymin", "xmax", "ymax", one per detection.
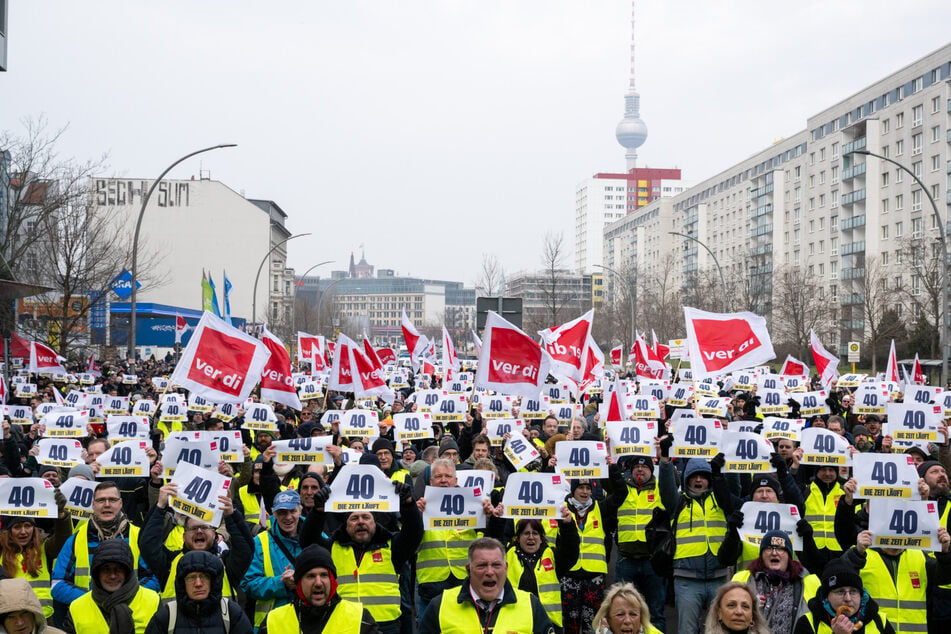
[
  {"xmin": 851, "ymin": 425, "xmax": 875, "ymax": 452},
  {"xmin": 731, "ymin": 530, "xmax": 820, "ymax": 634},
  {"xmin": 372, "ymin": 438, "xmax": 411, "ymax": 486},
  {"xmin": 143, "ymin": 550, "xmax": 252, "ymax": 634},
  {"xmin": 659, "ymin": 451, "xmax": 742, "ymax": 634},
  {"xmin": 0, "ymin": 577, "xmax": 67, "ymax": 634},
  {"xmin": 794, "ymin": 557, "xmax": 895, "ymax": 634},
  {"xmin": 260, "ymin": 545, "xmax": 378, "ymax": 633},
  {"xmin": 438, "ymin": 436, "xmax": 460, "ymax": 463},
  {"xmin": 139, "ymin": 479, "xmax": 254, "ymax": 605},
  {"xmin": 67, "ymin": 463, "xmax": 95, "ymax": 481},
  {"xmin": 64, "ymin": 538, "xmax": 160, "ymax": 634},
  {"xmin": 800, "ymin": 462, "xmax": 849, "ymax": 576},
  {"xmin": 561, "ymin": 478, "xmax": 612, "ymax": 634},
  {"xmin": 297, "ymin": 472, "xmax": 327, "ymax": 520}
]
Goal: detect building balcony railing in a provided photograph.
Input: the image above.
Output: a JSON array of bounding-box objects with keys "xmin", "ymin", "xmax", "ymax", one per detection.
[
  {"xmin": 843, "ymin": 137, "xmax": 867, "ymax": 155},
  {"xmin": 750, "ymin": 183, "xmax": 774, "ymax": 198},
  {"xmin": 841, "ymin": 241, "xmax": 866, "ymax": 255},
  {"xmin": 842, "ymin": 189, "xmax": 866, "ymax": 205},
  {"xmin": 749, "ymin": 203, "xmax": 773, "ymax": 219},
  {"xmin": 749, "ymin": 243, "xmax": 773, "ymax": 257},
  {"xmin": 841, "ymin": 215, "xmax": 866, "ymax": 230},
  {"xmin": 839, "ymin": 293, "xmax": 865, "ymax": 306},
  {"xmin": 842, "ymin": 163, "xmax": 867, "ymax": 181},
  {"xmin": 749, "ymin": 224, "xmax": 773, "ymax": 238},
  {"xmin": 840, "ymin": 267, "xmax": 866, "ymax": 280}
]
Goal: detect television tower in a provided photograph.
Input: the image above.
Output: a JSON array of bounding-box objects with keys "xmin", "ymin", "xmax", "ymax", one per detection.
[{"xmin": 615, "ymin": 0, "xmax": 648, "ymax": 170}]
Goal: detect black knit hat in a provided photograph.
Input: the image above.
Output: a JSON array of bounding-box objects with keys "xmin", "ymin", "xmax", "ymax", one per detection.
[
  {"xmin": 570, "ymin": 479, "xmax": 592, "ymax": 494},
  {"xmin": 918, "ymin": 460, "xmax": 945, "ymax": 479},
  {"xmin": 821, "ymin": 559, "xmax": 863, "ymax": 594},
  {"xmin": 372, "ymin": 437, "xmax": 395, "ymax": 455},
  {"xmin": 760, "ymin": 530, "xmax": 793, "ymax": 556},
  {"xmin": 91, "ymin": 538, "xmax": 135, "ymax": 584},
  {"xmin": 752, "ymin": 475, "xmax": 782, "ymax": 498},
  {"xmin": 295, "ymin": 545, "xmax": 336, "ymax": 582}
]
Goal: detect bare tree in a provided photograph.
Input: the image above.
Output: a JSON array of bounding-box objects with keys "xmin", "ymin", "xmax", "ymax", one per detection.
[
  {"xmin": 771, "ymin": 265, "xmax": 826, "ymax": 360},
  {"xmin": 639, "ymin": 252, "xmax": 684, "ymax": 341},
  {"xmin": 859, "ymin": 255, "xmax": 905, "ymax": 372},
  {"xmin": 474, "ymin": 254, "xmax": 504, "ymax": 297},
  {"xmin": 537, "ymin": 231, "xmax": 567, "ymax": 328},
  {"xmin": 898, "ymin": 237, "xmax": 944, "ymax": 358}
]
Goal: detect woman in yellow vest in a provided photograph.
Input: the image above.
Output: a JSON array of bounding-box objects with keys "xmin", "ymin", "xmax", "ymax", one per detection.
[
  {"xmin": 0, "ymin": 514, "xmax": 70, "ymax": 622},
  {"xmin": 259, "ymin": 545, "xmax": 377, "ymax": 634},
  {"xmin": 793, "ymin": 559, "xmax": 895, "ymax": 634},
  {"xmin": 562, "ymin": 479, "xmax": 613, "ymax": 634},
  {"xmin": 506, "ymin": 506, "xmax": 580, "ymax": 630},
  {"xmin": 64, "ymin": 538, "xmax": 160, "ymax": 634}
]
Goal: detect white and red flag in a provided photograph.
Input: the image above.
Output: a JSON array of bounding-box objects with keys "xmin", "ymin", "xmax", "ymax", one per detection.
[
  {"xmin": 170, "ymin": 311, "xmax": 272, "ymax": 403},
  {"xmin": 610, "ymin": 345, "xmax": 624, "ymax": 367},
  {"xmin": 376, "ymin": 347, "xmax": 397, "ymax": 366},
  {"xmin": 29, "ymin": 342, "xmax": 67, "ymax": 376},
  {"xmin": 259, "ymin": 326, "xmax": 302, "ymax": 410},
  {"xmin": 683, "ymin": 307, "xmax": 776, "ymax": 378},
  {"xmin": 298, "ymin": 332, "xmax": 322, "ymax": 363},
  {"xmin": 86, "ymin": 353, "xmax": 102, "ymax": 377},
  {"xmin": 0, "ymin": 376, "xmax": 5, "ymax": 405},
  {"xmin": 175, "ymin": 314, "xmax": 188, "ymax": 345},
  {"xmin": 809, "ymin": 330, "xmax": 839, "ymax": 389},
  {"xmin": 912, "ymin": 354, "xmax": 926, "ymax": 385},
  {"xmin": 538, "ymin": 310, "xmax": 593, "ymax": 382},
  {"xmin": 471, "ymin": 330, "xmax": 483, "ymax": 356},
  {"xmin": 602, "ymin": 377, "xmax": 628, "ymax": 422},
  {"xmin": 328, "ymin": 335, "xmax": 358, "ymax": 392},
  {"xmin": 634, "ymin": 334, "xmax": 667, "ymax": 380},
  {"xmin": 324, "ymin": 341, "xmax": 335, "ymax": 368},
  {"xmin": 475, "ymin": 311, "xmax": 552, "ymax": 400},
  {"xmin": 442, "ymin": 326, "xmax": 460, "ymax": 380},
  {"xmin": 401, "ymin": 311, "xmax": 428, "ymax": 371},
  {"xmin": 652, "ymin": 330, "xmax": 670, "ymax": 360},
  {"xmin": 885, "ymin": 340, "xmax": 900, "ymax": 383},
  {"xmin": 579, "ymin": 334, "xmax": 605, "ymax": 392},
  {"xmin": 363, "ymin": 333, "xmax": 385, "ymax": 370},
  {"xmin": 779, "ymin": 355, "xmax": 808, "ymax": 378}
]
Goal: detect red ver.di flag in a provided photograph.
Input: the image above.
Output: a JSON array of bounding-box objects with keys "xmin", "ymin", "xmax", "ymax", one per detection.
[
  {"xmin": 259, "ymin": 326, "xmax": 302, "ymax": 410},
  {"xmin": 170, "ymin": 311, "xmax": 271, "ymax": 404},
  {"xmin": 683, "ymin": 307, "xmax": 775, "ymax": 379},
  {"xmin": 29, "ymin": 342, "xmax": 67, "ymax": 376},
  {"xmin": 476, "ymin": 311, "xmax": 552, "ymax": 400},
  {"xmin": 538, "ymin": 310, "xmax": 593, "ymax": 382}
]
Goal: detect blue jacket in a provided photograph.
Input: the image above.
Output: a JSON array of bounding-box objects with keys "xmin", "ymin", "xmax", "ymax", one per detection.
[{"xmin": 239, "ymin": 520, "xmax": 302, "ymax": 607}]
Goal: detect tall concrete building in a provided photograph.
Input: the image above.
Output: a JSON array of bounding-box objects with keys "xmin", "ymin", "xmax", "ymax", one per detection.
[{"xmin": 603, "ymin": 43, "xmax": 951, "ymax": 354}]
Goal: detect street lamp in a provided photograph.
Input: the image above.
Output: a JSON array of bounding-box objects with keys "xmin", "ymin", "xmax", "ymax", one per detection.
[
  {"xmin": 849, "ymin": 149, "xmax": 949, "ymax": 386},
  {"xmin": 669, "ymin": 231, "xmax": 728, "ymax": 313},
  {"xmin": 293, "ymin": 261, "xmax": 334, "ymax": 335},
  {"xmin": 316, "ymin": 277, "xmax": 346, "ymax": 334},
  {"xmin": 251, "ymin": 233, "xmax": 312, "ymax": 325},
  {"xmin": 594, "ymin": 263, "xmax": 636, "ymax": 352},
  {"xmin": 128, "ymin": 144, "xmax": 237, "ymax": 358}
]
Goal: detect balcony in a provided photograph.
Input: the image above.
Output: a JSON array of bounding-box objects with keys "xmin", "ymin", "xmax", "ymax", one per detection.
[
  {"xmin": 841, "ymin": 319, "xmax": 866, "ymax": 330},
  {"xmin": 840, "ymin": 267, "xmax": 866, "ymax": 280},
  {"xmin": 749, "ymin": 203, "xmax": 773, "ymax": 219},
  {"xmin": 750, "ymin": 184, "xmax": 774, "ymax": 198},
  {"xmin": 842, "ymin": 189, "xmax": 866, "ymax": 205},
  {"xmin": 749, "ymin": 264, "xmax": 774, "ymax": 276},
  {"xmin": 750, "ymin": 243, "xmax": 773, "ymax": 256},
  {"xmin": 749, "ymin": 224, "xmax": 773, "ymax": 238},
  {"xmin": 839, "ymin": 293, "xmax": 865, "ymax": 306},
  {"xmin": 842, "ymin": 163, "xmax": 867, "ymax": 181},
  {"xmin": 840, "ymin": 215, "xmax": 866, "ymax": 230},
  {"xmin": 843, "ymin": 137, "xmax": 867, "ymax": 155},
  {"xmin": 841, "ymin": 241, "xmax": 866, "ymax": 255}
]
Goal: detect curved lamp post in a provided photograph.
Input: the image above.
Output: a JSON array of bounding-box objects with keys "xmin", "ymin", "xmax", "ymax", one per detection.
[
  {"xmin": 252, "ymin": 233, "xmax": 312, "ymax": 325},
  {"xmin": 848, "ymin": 149, "xmax": 948, "ymax": 386},
  {"xmin": 316, "ymin": 277, "xmax": 347, "ymax": 334},
  {"xmin": 669, "ymin": 231, "xmax": 728, "ymax": 313},
  {"xmin": 128, "ymin": 143, "xmax": 237, "ymax": 358},
  {"xmin": 594, "ymin": 263, "xmax": 636, "ymax": 352},
  {"xmin": 292, "ymin": 260, "xmax": 334, "ymax": 335}
]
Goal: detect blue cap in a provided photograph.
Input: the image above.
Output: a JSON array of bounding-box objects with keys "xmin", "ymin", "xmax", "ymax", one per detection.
[{"xmin": 272, "ymin": 490, "xmax": 300, "ymax": 511}]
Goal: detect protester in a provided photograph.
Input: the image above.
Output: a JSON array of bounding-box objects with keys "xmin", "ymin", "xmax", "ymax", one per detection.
[
  {"xmin": 0, "ymin": 577, "xmax": 67, "ymax": 634},
  {"xmin": 794, "ymin": 558, "xmax": 896, "ymax": 634},
  {"xmin": 703, "ymin": 582, "xmax": 771, "ymax": 634},
  {"xmin": 591, "ymin": 582, "xmax": 661, "ymax": 634}
]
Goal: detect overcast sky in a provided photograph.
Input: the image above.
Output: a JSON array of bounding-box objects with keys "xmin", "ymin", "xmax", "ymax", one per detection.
[{"xmin": 4, "ymin": 1, "xmax": 951, "ymax": 287}]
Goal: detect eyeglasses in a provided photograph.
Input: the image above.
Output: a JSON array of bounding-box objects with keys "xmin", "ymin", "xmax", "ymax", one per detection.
[
  {"xmin": 830, "ymin": 588, "xmax": 861, "ymax": 598},
  {"xmin": 762, "ymin": 546, "xmax": 788, "ymax": 554},
  {"xmin": 184, "ymin": 572, "xmax": 211, "ymax": 584},
  {"xmin": 186, "ymin": 525, "xmax": 214, "ymax": 533},
  {"xmin": 93, "ymin": 497, "xmax": 121, "ymax": 504}
]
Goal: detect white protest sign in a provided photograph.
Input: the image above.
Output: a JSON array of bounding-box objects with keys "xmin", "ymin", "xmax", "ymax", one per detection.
[
  {"xmin": 415, "ymin": 389, "xmax": 445, "ymax": 413},
  {"xmin": 0, "ymin": 478, "xmax": 57, "ymax": 518},
  {"xmin": 132, "ymin": 399, "xmax": 157, "ymax": 416},
  {"xmin": 836, "ymin": 373, "xmax": 866, "ymax": 388},
  {"xmin": 162, "ymin": 436, "xmax": 221, "ymax": 477},
  {"xmin": 545, "ymin": 383, "xmax": 572, "ymax": 404},
  {"xmin": 5, "ymin": 405, "xmax": 33, "ymax": 424},
  {"xmin": 731, "ymin": 373, "xmax": 756, "ymax": 392},
  {"xmin": 628, "ymin": 394, "xmax": 661, "ymax": 419},
  {"xmin": 107, "ymin": 416, "xmax": 151, "ymax": 444},
  {"xmin": 297, "ymin": 380, "xmax": 324, "ymax": 401},
  {"xmin": 721, "ymin": 431, "xmax": 774, "ymax": 473},
  {"xmin": 271, "ymin": 436, "xmax": 333, "ymax": 464},
  {"xmin": 64, "ymin": 390, "xmax": 87, "ymax": 408},
  {"xmin": 694, "ymin": 378, "xmax": 719, "ymax": 397},
  {"xmin": 757, "ymin": 389, "xmax": 789, "ymax": 415},
  {"xmin": 757, "ymin": 375, "xmax": 785, "ymax": 392},
  {"xmin": 885, "ymin": 402, "xmax": 944, "ymax": 443},
  {"xmin": 98, "ymin": 440, "xmax": 149, "ymax": 478},
  {"xmin": 152, "ymin": 377, "xmax": 170, "ymax": 390},
  {"xmin": 905, "ymin": 385, "xmax": 942, "ymax": 406},
  {"xmin": 868, "ymin": 500, "xmax": 941, "ymax": 551},
  {"xmin": 103, "ymin": 396, "xmax": 130, "ymax": 415},
  {"xmin": 60, "ymin": 477, "xmax": 98, "ymax": 520},
  {"xmin": 393, "ymin": 412, "xmax": 435, "ymax": 443},
  {"xmin": 783, "ymin": 376, "xmax": 807, "ymax": 392},
  {"xmin": 37, "ymin": 438, "xmax": 83, "ymax": 468},
  {"xmin": 503, "ymin": 434, "xmax": 540, "ymax": 470},
  {"xmin": 212, "ymin": 402, "xmax": 238, "ymax": 423},
  {"xmin": 160, "ymin": 399, "xmax": 187, "ymax": 423},
  {"xmin": 339, "ymin": 409, "xmax": 380, "ymax": 440},
  {"xmin": 326, "ymin": 464, "xmax": 399, "ymax": 512},
  {"xmin": 800, "ymin": 428, "xmax": 852, "ymax": 466},
  {"xmin": 501, "ymin": 472, "xmax": 569, "ymax": 520},
  {"xmin": 423, "ymin": 486, "xmax": 486, "ymax": 530},
  {"xmin": 459, "ymin": 469, "xmax": 496, "ymax": 499},
  {"xmin": 321, "ymin": 409, "xmax": 344, "ymax": 427},
  {"xmin": 485, "ymin": 419, "xmax": 525, "ymax": 446},
  {"xmin": 944, "ymin": 392, "xmax": 951, "ymax": 419},
  {"xmin": 188, "ymin": 394, "xmax": 214, "ymax": 413},
  {"xmin": 667, "ymin": 383, "xmax": 694, "ymax": 408},
  {"xmin": 555, "ymin": 440, "xmax": 608, "ymax": 478},
  {"xmin": 727, "ymin": 420, "xmax": 760, "ymax": 434},
  {"xmin": 208, "ymin": 430, "xmax": 244, "ymax": 463},
  {"xmin": 761, "ymin": 417, "xmax": 804, "ymax": 442},
  {"xmin": 482, "ymin": 395, "xmax": 514, "ymax": 419},
  {"xmin": 43, "ymin": 410, "xmax": 88, "ymax": 438},
  {"xmin": 854, "ymin": 453, "xmax": 921, "ymax": 500},
  {"xmin": 605, "ymin": 420, "xmax": 657, "ymax": 458},
  {"xmin": 739, "ymin": 501, "xmax": 802, "ymax": 550},
  {"xmin": 639, "ymin": 380, "xmax": 669, "ymax": 402},
  {"xmin": 77, "ymin": 373, "xmax": 96, "ymax": 385},
  {"xmin": 797, "ymin": 391, "xmax": 830, "ymax": 417},
  {"xmin": 853, "ymin": 383, "xmax": 889, "ymax": 415},
  {"xmin": 432, "ymin": 393, "xmax": 467, "ymax": 423},
  {"xmin": 121, "ymin": 374, "xmax": 138, "ymax": 385},
  {"xmin": 15, "ymin": 383, "xmax": 37, "ymax": 398},
  {"xmin": 243, "ymin": 403, "xmax": 278, "ymax": 432},
  {"xmin": 553, "ymin": 403, "xmax": 581, "ymax": 424},
  {"xmin": 696, "ymin": 397, "xmax": 729, "ymax": 418},
  {"xmin": 679, "ymin": 368, "xmax": 694, "ymax": 381},
  {"xmin": 35, "ymin": 403, "xmax": 58, "ymax": 420},
  {"xmin": 86, "ymin": 395, "xmax": 104, "ymax": 422},
  {"xmin": 671, "ymin": 417, "xmax": 723, "ymax": 459},
  {"xmin": 169, "ymin": 462, "xmax": 232, "ymax": 528},
  {"xmin": 326, "ymin": 446, "xmax": 361, "ymax": 469}
]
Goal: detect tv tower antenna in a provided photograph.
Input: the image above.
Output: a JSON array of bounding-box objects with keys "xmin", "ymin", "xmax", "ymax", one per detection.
[{"xmin": 615, "ymin": 0, "xmax": 648, "ymax": 170}]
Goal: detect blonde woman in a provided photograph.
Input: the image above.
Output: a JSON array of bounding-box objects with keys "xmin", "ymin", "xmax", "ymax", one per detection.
[{"xmin": 592, "ymin": 582, "xmax": 662, "ymax": 634}]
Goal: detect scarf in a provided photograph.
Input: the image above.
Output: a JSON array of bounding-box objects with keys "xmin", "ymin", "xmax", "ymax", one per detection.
[
  {"xmin": 513, "ymin": 545, "xmax": 544, "ymax": 594},
  {"xmin": 569, "ymin": 497, "xmax": 593, "ymax": 513},
  {"xmin": 91, "ymin": 570, "xmax": 139, "ymax": 633},
  {"xmin": 91, "ymin": 512, "xmax": 130, "ymax": 541}
]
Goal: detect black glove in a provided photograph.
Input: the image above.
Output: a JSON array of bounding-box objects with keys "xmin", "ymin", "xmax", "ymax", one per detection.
[
  {"xmin": 770, "ymin": 452, "xmax": 788, "ymax": 477},
  {"xmin": 727, "ymin": 510, "xmax": 745, "ymax": 529},
  {"xmin": 393, "ymin": 481, "xmax": 414, "ymax": 501},
  {"xmin": 709, "ymin": 452, "xmax": 725, "ymax": 476},
  {"xmin": 796, "ymin": 518, "xmax": 814, "ymax": 538},
  {"xmin": 659, "ymin": 435, "xmax": 673, "ymax": 458},
  {"xmin": 55, "ymin": 490, "xmax": 67, "ymax": 512},
  {"xmin": 313, "ymin": 486, "xmax": 331, "ymax": 506}
]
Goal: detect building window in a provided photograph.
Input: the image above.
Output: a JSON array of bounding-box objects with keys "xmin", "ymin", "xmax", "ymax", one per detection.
[
  {"xmin": 819, "ymin": 240, "xmax": 825, "ymax": 253},
  {"xmin": 832, "ymin": 143, "xmax": 839, "ymax": 160},
  {"xmin": 819, "ymin": 194, "xmax": 826, "ymax": 207},
  {"xmin": 882, "ymin": 252, "xmax": 889, "ymax": 265},
  {"xmin": 933, "ymin": 125, "xmax": 942, "ymax": 142},
  {"xmin": 831, "ymin": 216, "xmax": 838, "ymax": 231},
  {"xmin": 819, "ymin": 217, "xmax": 825, "ymax": 230},
  {"xmin": 820, "ymin": 171, "xmax": 826, "ymax": 185},
  {"xmin": 912, "ymin": 216, "xmax": 923, "ymax": 236},
  {"xmin": 881, "ymin": 225, "xmax": 889, "ymax": 239},
  {"xmin": 881, "ymin": 198, "xmax": 889, "ymax": 214},
  {"xmin": 896, "ymin": 112, "xmax": 904, "ymax": 128},
  {"xmin": 896, "ymin": 221, "xmax": 903, "ymax": 237},
  {"xmin": 882, "ymin": 119, "xmax": 890, "ymax": 133},
  {"xmin": 932, "ymin": 183, "xmax": 940, "ymax": 200},
  {"xmin": 912, "ymin": 190, "xmax": 922, "ymax": 213},
  {"xmin": 882, "ymin": 172, "xmax": 889, "ymax": 186},
  {"xmin": 895, "ymin": 169, "xmax": 903, "ymax": 183},
  {"xmin": 912, "ymin": 133, "xmax": 922, "ymax": 155},
  {"xmin": 831, "ymin": 237, "xmax": 839, "ymax": 255},
  {"xmin": 896, "ymin": 194, "xmax": 904, "ymax": 210},
  {"xmin": 832, "ymin": 166, "xmax": 839, "ymax": 183},
  {"xmin": 896, "ymin": 139, "xmax": 904, "ymax": 155},
  {"xmin": 933, "ymin": 96, "xmax": 941, "ymax": 113},
  {"xmin": 913, "ymin": 77, "xmax": 923, "ymax": 93},
  {"xmin": 913, "ymin": 104, "xmax": 923, "ymax": 127},
  {"xmin": 820, "ymin": 148, "xmax": 826, "ymax": 161}
]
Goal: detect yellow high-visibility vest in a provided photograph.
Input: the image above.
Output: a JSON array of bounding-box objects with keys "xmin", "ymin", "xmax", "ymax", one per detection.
[
  {"xmin": 569, "ymin": 502, "xmax": 607, "ymax": 574},
  {"xmin": 673, "ymin": 494, "xmax": 726, "ymax": 559},
  {"xmin": 264, "ymin": 597, "xmax": 364, "ymax": 633},
  {"xmin": 804, "ymin": 481, "xmax": 843, "ymax": 551},
  {"xmin": 616, "ymin": 482, "xmax": 664, "ymax": 546},
  {"xmin": 332, "ymin": 541, "xmax": 401, "ymax": 623},
  {"xmin": 68, "ymin": 586, "xmax": 159, "ymax": 634},
  {"xmin": 861, "ymin": 548, "xmax": 927, "ymax": 634},
  {"xmin": 437, "ymin": 586, "xmax": 536, "ymax": 634},
  {"xmin": 506, "ymin": 545, "xmax": 563, "ymax": 627}
]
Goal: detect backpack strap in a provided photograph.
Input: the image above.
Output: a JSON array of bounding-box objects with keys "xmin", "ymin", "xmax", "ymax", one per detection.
[
  {"xmin": 221, "ymin": 597, "xmax": 231, "ymax": 633},
  {"xmin": 166, "ymin": 600, "xmax": 177, "ymax": 634}
]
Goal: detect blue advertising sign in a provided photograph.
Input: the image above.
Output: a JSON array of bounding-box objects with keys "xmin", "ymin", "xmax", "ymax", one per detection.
[{"xmin": 111, "ymin": 270, "xmax": 142, "ymax": 299}]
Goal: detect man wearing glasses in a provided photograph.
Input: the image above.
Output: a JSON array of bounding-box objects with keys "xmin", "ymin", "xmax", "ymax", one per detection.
[
  {"xmin": 795, "ymin": 559, "xmax": 896, "ymax": 634},
  {"xmin": 51, "ymin": 482, "xmax": 159, "ymax": 621},
  {"xmin": 139, "ymin": 480, "xmax": 255, "ymax": 603}
]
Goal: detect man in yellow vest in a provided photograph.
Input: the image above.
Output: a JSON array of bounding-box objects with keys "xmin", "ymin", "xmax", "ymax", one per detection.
[
  {"xmin": 63, "ymin": 538, "xmax": 159, "ymax": 634},
  {"xmin": 794, "ymin": 558, "xmax": 896, "ymax": 634},
  {"xmin": 561, "ymin": 478, "xmax": 612, "ymax": 634},
  {"xmin": 418, "ymin": 536, "xmax": 554, "ymax": 634},
  {"xmin": 260, "ymin": 545, "xmax": 378, "ymax": 634},
  {"xmin": 802, "ymin": 465, "xmax": 847, "ymax": 573},
  {"xmin": 139, "ymin": 480, "xmax": 254, "ymax": 603}
]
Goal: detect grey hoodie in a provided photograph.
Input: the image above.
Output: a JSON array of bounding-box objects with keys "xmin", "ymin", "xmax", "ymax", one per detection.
[{"xmin": 0, "ymin": 577, "xmax": 67, "ymax": 633}]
